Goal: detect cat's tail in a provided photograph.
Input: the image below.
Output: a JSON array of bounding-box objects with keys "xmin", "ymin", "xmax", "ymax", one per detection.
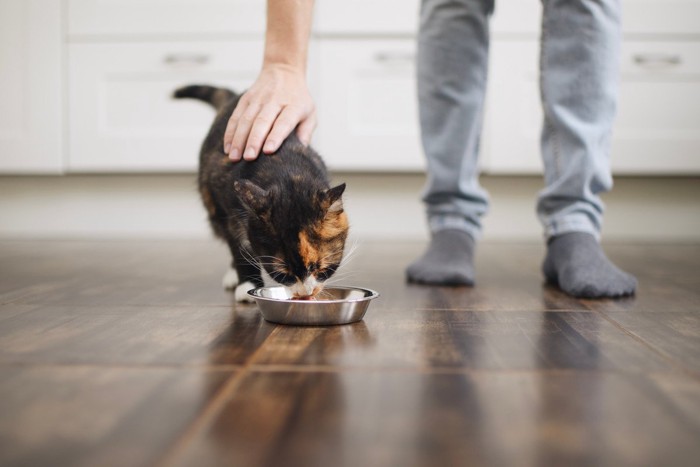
[{"xmin": 173, "ymin": 85, "xmax": 237, "ymax": 111}]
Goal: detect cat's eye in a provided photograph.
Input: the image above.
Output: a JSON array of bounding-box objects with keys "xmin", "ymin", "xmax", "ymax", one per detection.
[
  {"xmin": 269, "ymin": 270, "xmax": 296, "ymax": 286},
  {"xmin": 315, "ymin": 266, "xmax": 337, "ymax": 282}
]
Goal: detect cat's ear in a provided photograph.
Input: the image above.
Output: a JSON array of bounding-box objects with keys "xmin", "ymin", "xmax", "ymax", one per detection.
[
  {"xmin": 234, "ymin": 180, "xmax": 269, "ymax": 214},
  {"xmin": 322, "ymin": 183, "xmax": 346, "ymax": 213}
]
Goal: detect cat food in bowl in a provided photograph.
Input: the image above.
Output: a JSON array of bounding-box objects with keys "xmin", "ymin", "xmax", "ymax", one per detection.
[{"xmin": 247, "ymin": 286, "xmax": 379, "ymax": 326}]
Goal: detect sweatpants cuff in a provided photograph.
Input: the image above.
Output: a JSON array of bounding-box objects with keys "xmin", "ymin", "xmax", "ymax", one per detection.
[
  {"xmin": 544, "ymin": 215, "xmax": 601, "ymax": 242},
  {"xmin": 428, "ymin": 215, "xmax": 481, "ymax": 241}
]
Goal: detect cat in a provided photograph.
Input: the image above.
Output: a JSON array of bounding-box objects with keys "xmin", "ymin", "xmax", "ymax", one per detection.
[{"xmin": 174, "ymin": 85, "xmax": 349, "ymax": 302}]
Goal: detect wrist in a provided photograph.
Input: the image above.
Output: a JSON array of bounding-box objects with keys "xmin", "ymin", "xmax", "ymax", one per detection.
[{"xmin": 261, "ymin": 60, "xmax": 307, "ymax": 79}]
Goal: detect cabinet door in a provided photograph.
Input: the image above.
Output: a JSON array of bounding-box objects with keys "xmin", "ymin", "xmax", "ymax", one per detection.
[
  {"xmin": 0, "ymin": 0, "xmax": 62, "ymax": 174},
  {"xmin": 491, "ymin": 0, "xmax": 541, "ymax": 35},
  {"xmin": 314, "ymin": 39, "xmax": 424, "ymax": 171},
  {"xmin": 486, "ymin": 40, "xmax": 541, "ymax": 174},
  {"xmin": 613, "ymin": 41, "xmax": 700, "ymax": 173},
  {"xmin": 487, "ymin": 40, "xmax": 700, "ymax": 175},
  {"xmin": 68, "ymin": 41, "xmax": 263, "ymax": 172}
]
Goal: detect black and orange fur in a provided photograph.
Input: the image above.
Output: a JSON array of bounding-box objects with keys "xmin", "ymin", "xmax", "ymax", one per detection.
[{"xmin": 174, "ymin": 85, "xmax": 349, "ymax": 299}]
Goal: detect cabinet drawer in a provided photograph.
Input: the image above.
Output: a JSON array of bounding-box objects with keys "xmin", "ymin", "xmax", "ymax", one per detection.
[
  {"xmin": 67, "ymin": 0, "xmax": 264, "ymax": 37},
  {"xmin": 615, "ymin": 41, "xmax": 700, "ymax": 173},
  {"xmin": 314, "ymin": 0, "xmax": 540, "ymax": 36},
  {"xmin": 313, "ymin": 0, "xmax": 540, "ymax": 36},
  {"xmin": 487, "ymin": 40, "xmax": 700, "ymax": 175},
  {"xmin": 68, "ymin": 41, "xmax": 263, "ymax": 172},
  {"xmin": 314, "ymin": 39, "xmax": 424, "ymax": 171},
  {"xmin": 491, "ymin": 0, "xmax": 700, "ymax": 36},
  {"xmin": 624, "ymin": 0, "xmax": 700, "ymax": 35},
  {"xmin": 315, "ymin": 0, "xmax": 419, "ymax": 35}
]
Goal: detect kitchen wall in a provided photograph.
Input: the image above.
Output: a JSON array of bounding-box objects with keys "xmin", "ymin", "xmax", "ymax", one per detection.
[{"xmin": 1, "ymin": 174, "xmax": 698, "ymax": 242}]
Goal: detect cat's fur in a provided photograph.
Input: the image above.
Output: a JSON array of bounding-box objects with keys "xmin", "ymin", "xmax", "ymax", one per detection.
[{"xmin": 174, "ymin": 85, "xmax": 349, "ymax": 301}]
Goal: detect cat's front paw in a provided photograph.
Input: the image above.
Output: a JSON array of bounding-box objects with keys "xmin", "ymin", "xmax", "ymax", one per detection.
[
  {"xmin": 234, "ymin": 281, "xmax": 256, "ymax": 302},
  {"xmin": 222, "ymin": 267, "xmax": 239, "ymax": 290}
]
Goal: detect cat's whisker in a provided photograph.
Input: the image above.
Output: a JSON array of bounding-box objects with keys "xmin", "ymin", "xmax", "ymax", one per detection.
[
  {"xmin": 318, "ymin": 250, "xmax": 345, "ymax": 265},
  {"xmin": 253, "ymin": 263, "xmax": 283, "ymax": 269},
  {"xmin": 256, "ymin": 254, "xmax": 284, "ymax": 261},
  {"xmin": 327, "ymin": 268, "xmax": 357, "ymax": 279},
  {"xmin": 314, "ymin": 288, "xmax": 335, "ymax": 300},
  {"xmin": 252, "ymin": 258, "xmax": 285, "ymax": 266},
  {"xmin": 340, "ymin": 240, "xmax": 360, "ymax": 267},
  {"xmin": 238, "ymin": 247, "xmax": 262, "ymax": 269},
  {"xmin": 323, "ymin": 272, "xmax": 360, "ymax": 287},
  {"xmin": 256, "ymin": 255, "xmax": 286, "ymax": 266}
]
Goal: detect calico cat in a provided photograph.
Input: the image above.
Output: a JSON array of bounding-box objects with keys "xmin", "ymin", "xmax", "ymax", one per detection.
[{"xmin": 174, "ymin": 85, "xmax": 349, "ymax": 301}]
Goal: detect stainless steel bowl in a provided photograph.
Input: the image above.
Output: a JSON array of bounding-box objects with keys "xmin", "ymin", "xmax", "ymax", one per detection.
[{"xmin": 247, "ymin": 286, "xmax": 379, "ymax": 326}]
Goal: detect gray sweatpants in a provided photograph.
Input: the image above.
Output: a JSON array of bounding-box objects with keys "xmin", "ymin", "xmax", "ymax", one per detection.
[{"xmin": 417, "ymin": 0, "xmax": 621, "ymax": 240}]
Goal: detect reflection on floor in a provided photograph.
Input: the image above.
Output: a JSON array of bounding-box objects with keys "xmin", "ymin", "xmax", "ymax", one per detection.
[{"xmin": 1, "ymin": 240, "xmax": 699, "ymax": 466}]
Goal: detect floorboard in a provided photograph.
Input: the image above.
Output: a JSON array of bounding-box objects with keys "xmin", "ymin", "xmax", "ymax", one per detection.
[{"xmin": 0, "ymin": 239, "xmax": 699, "ymax": 466}]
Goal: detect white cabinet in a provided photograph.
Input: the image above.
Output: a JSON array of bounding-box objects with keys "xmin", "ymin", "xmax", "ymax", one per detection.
[
  {"xmin": 3, "ymin": 0, "xmax": 700, "ymax": 174},
  {"xmin": 486, "ymin": 40, "xmax": 540, "ymax": 175},
  {"xmin": 313, "ymin": 0, "xmax": 424, "ymax": 172},
  {"xmin": 66, "ymin": 0, "xmax": 265, "ymax": 172},
  {"xmin": 315, "ymin": 0, "xmax": 419, "ymax": 35},
  {"xmin": 0, "ymin": 0, "xmax": 62, "ymax": 174},
  {"xmin": 68, "ymin": 41, "xmax": 263, "ymax": 172},
  {"xmin": 65, "ymin": 0, "xmax": 266, "ymax": 172},
  {"xmin": 490, "ymin": 0, "xmax": 700, "ymax": 36},
  {"xmin": 314, "ymin": 39, "xmax": 424, "ymax": 171},
  {"xmin": 614, "ymin": 41, "xmax": 700, "ymax": 173},
  {"xmin": 313, "ymin": 0, "xmax": 700, "ymax": 174},
  {"xmin": 488, "ymin": 39, "xmax": 700, "ymax": 175},
  {"xmin": 622, "ymin": 0, "xmax": 700, "ymax": 35},
  {"xmin": 67, "ymin": 0, "xmax": 264, "ymax": 37}
]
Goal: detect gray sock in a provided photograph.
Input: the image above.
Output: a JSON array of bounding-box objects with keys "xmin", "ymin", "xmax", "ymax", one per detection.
[
  {"xmin": 406, "ymin": 229, "xmax": 475, "ymax": 286},
  {"xmin": 543, "ymin": 232, "xmax": 637, "ymax": 298}
]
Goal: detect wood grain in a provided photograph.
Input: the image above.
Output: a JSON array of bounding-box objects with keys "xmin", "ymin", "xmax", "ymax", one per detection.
[
  {"xmin": 0, "ymin": 366, "xmax": 232, "ymax": 467},
  {"xmin": 0, "ymin": 303, "xmax": 270, "ymax": 366},
  {"xmin": 173, "ymin": 370, "xmax": 700, "ymax": 467},
  {"xmin": 248, "ymin": 310, "xmax": 676, "ymax": 371},
  {"xmin": 0, "ymin": 239, "xmax": 699, "ymax": 466},
  {"xmin": 602, "ymin": 312, "xmax": 700, "ymax": 372}
]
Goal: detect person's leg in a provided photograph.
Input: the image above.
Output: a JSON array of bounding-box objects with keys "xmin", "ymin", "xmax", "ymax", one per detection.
[
  {"xmin": 538, "ymin": 0, "xmax": 636, "ymax": 297},
  {"xmin": 407, "ymin": 0, "xmax": 494, "ymax": 285}
]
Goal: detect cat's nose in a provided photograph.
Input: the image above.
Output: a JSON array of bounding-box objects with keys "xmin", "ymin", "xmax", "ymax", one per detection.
[
  {"xmin": 291, "ymin": 278, "xmax": 318, "ymax": 297},
  {"xmin": 290, "ymin": 282, "xmax": 312, "ymax": 297},
  {"xmin": 301, "ymin": 282, "xmax": 315, "ymax": 296}
]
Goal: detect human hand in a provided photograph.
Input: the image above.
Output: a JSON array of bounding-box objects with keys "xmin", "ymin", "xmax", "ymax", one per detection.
[{"xmin": 223, "ymin": 64, "xmax": 317, "ymax": 161}]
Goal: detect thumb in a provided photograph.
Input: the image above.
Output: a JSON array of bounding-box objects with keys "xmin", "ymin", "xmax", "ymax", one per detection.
[{"xmin": 296, "ymin": 112, "xmax": 317, "ymax": 146}]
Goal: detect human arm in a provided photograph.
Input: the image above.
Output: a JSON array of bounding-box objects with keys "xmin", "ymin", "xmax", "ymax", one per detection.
[{"xmin": 224, "ymin": 0, "xmax": 316, "ymax": 161}]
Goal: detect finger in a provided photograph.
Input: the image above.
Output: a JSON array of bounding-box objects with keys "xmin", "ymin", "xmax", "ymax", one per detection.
[
  {"xmin": 223, "ymin": 97, "xmax": 249, "ymax": 158},
  {"xmin": 296, "ymin": 110, "xmax": 317, "ymax": 147},
  {"xmin": 244, "ymin": 104, "xmax": 282, "ymax": 160},
  {"xmin": 230, "ymin": 102, "xmax": 261, "ymax": 161},
  {"xmin": 264, "ymin": 106, "xmax": 304, "ymax": 154},
  {"xmin": 223, "ymin": 119, "xmax": 237, "ymax": 157}
]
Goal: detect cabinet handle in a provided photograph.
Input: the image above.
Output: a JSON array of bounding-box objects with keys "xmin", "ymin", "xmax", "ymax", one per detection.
[
  {"xmin": 163, "ymin": 53, "xmax": 210, "ymax": 67},
  {"xmin": 633, "ymin": 53, "xmax": 682, "ymax": 69},
  {"xmin": 374, "ymin": 52, "xmax": 415, "ymax": 63}
]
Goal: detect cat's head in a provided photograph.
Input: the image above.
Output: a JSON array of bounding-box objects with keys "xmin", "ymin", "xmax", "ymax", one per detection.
[{"xmin": 234, "ymin": 180, "xmax": 348, "ymax": 298}]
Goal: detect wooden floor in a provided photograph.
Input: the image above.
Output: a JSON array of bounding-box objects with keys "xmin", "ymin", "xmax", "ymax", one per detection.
[{"xmin": 1, "ymin": 239, "xmax": 699, "ymax": 467}]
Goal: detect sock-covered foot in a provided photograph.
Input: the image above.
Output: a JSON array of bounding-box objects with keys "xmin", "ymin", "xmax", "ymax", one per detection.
[
  {"xmin": 543, "ymin": 232, "xmax": 637, "ymax": 298},
  {"xmin": 406, "ymin": 229, "xmax": 475, "ymax": 286}
]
